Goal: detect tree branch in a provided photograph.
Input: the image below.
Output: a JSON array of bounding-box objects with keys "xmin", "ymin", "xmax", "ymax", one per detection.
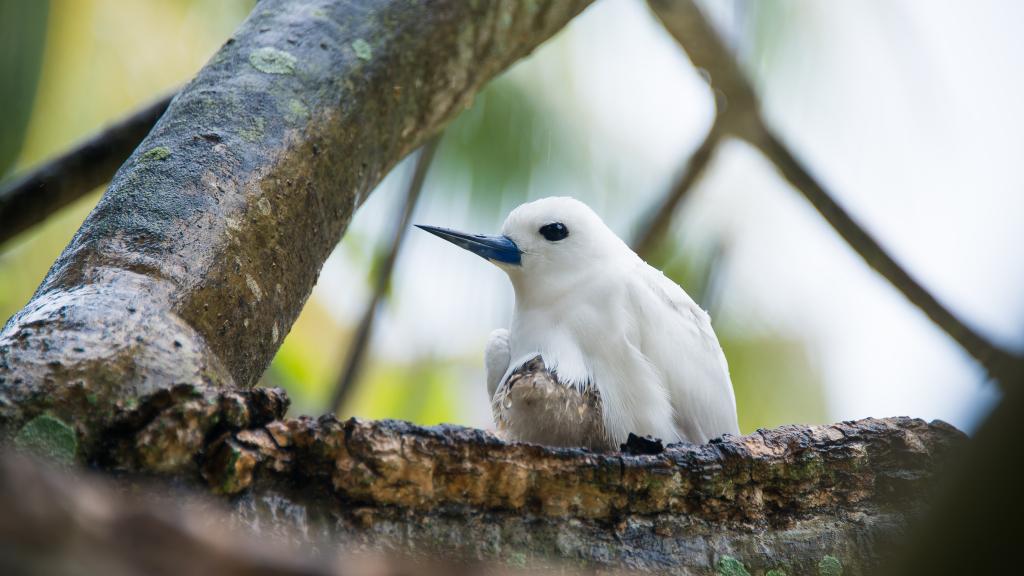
[
  {"xmin": 329, "ymin": 135, "xmax": 440, "ymax": 415},
  {"xmin": 5, "ymin": 408, "xmax": 963, "ymax": 574},
  {"xmin": 0, "ymin": 0, "xmax": 595, "ymax": 453},
  {"xmin": 632, "ymin": 115, "xmax": 723, "ymax": 259},
  {"xmin": 91, "ymin": 365, "xmax": 964, "ymax": 574},
  {"xmin": 751, "ymin": 125, "xmax": 1024, "ymax": 384},
  {"xmin": 647, "ymin": 0, "xmax": 1023, "ymax": 386},
  {"xmin": 0, "ymin": 93, "xmax": 172, "ymax": 247}
]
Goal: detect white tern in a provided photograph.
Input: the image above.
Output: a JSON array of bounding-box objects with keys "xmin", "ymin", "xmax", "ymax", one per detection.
[{"xmin": 417, "ymin": 196, "xmax": 739, "ymax": 450}]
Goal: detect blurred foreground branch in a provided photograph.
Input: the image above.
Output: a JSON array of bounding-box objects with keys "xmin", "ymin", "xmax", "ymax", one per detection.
[
  {"xmin": 0, "ymin": 93, "xmax": 172, "ymax": 247},
  {"xmin": 647, "ymin": 0, "xmax": 1023, "ymax": 386},
  {"xmin": 0, "ymin": 451, "xmax": 341, "ymax": 576},
  {"xmin": 329, "ymin": 135, "xmax": 440, "ymax": 415}
]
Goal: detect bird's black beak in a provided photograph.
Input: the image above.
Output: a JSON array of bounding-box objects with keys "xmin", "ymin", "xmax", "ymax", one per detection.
[{"xmin": 415, "ymin": 225, "xmax": 522, "ymax": 265}]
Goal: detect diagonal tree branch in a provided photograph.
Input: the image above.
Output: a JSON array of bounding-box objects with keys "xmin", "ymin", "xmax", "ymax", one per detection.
[
  {"xmin": 0, "ymin": 93, "xmax": 173, "ymax": 247},
  {"xmin": 750, "ymin": 125, "xmax": 1024, "ymax": 384},
  {"xmin": 0, "ymin": 0, "xmax": 595, "ymax": 455},
  {"xmin": 647, "ymin": 0, "xmax": 1023, "ymax": 386},
  {"xmin": 329, "ymin": 135, "xmax": 440, "ymax": 415},
  {"xmin": 632, "ymin": 114, "xmax": 724, "ymax": 259}
]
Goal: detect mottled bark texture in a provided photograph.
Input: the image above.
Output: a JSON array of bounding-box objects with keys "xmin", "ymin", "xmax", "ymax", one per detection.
[
  {"xmin": 0, "ymin": 0, "xmax": 593, "ymax": 456},
  {"xmin": 6, "ymin": 376, "xmax": 964, "ymax": 576},
  {"xmin": 221, "ymin": 417, "xmax": 963, "ymax": 575}
]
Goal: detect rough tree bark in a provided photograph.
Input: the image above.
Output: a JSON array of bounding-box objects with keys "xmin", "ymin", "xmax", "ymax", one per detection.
[
  {"xmin": 0, "ymin": 1, "xmax": 972, "ymax": 574},
  {"xmin": 6, "ymin": 387, "xmax": 964, "ymax": 576},
  {"xmin": 0, "ymin": 0, "xmax": 593, "ymax": 453}
]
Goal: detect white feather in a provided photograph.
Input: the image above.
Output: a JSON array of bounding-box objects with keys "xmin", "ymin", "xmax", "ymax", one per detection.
[{"xmin": 484, "ymin": 328, "xmax": 510, "ymax": 400}]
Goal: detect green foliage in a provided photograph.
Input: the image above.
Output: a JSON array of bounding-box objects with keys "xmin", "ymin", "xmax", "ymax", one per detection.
[
  {"xmin": 0, "ymin": 0, "xmax": 49, "ymax": 176},
  {"xmin": 724, "ymin": 336, "xmax": 825, "ymax": 432}
]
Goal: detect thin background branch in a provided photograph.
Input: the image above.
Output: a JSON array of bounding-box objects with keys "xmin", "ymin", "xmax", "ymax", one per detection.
[
  {"xmin": 646, "ymin": 0, "xmax": 1023, "ymax": 386},
  {"xmin": 0, "ymin": 92, "xmax": 173, "ymax": 247},
  {"xmin": 329, "ymin": 135, "xmax": 442, "ymax": 415},
  {"xmin": 632, "ymin": 115, "xmax": 724, "ymax": 259}
]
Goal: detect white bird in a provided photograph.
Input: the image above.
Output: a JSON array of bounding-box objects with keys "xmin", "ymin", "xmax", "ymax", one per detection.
[{"xmin": 417, "ymin": 196, "xmax": 739, "ymax": 450}]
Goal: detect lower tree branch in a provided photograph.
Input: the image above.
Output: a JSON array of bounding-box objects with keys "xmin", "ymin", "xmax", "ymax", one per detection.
[
  {"xmin": 0, "ymin": 93, "xmax": 172, "ymax": 247},
  {"xmin": 4, "ymin": 357, "xmax": 965, "ymax": 574},
  {"xmin": 29, "ymin": 367, "xmax": 963, "ymax": 574},
  {"xmin": 5, "ymin": 402, "xmax": 961, "ymax": 576}
]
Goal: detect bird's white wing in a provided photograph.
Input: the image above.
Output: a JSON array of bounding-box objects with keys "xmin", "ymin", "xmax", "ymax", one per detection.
[
  {"xmin": 626, "ymin": 261, "xmax": 739, "ymax": 443},
  {"xmin": 484, "ymin": 328, "xmax": 511, "ymax": 400}
]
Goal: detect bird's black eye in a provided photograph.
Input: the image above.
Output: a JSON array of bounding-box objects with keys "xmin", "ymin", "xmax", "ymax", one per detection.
[{"xmin": 539, "ymin": 222, "xmax": 569, "ymax": 242}]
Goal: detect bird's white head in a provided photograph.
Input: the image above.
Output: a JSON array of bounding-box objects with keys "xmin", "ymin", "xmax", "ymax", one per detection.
[{"xmin": 417, "ymin": 197, "xmax": 629, "ymax": 300}]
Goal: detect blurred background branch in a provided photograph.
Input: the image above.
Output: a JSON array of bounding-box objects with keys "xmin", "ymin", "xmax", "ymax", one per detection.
[
  {"xmin": 0, "ymin": 93, "xmax": 171, "ymax": 247},
  {"xmin": 749, "ymin": 125, "xmax": 1024, "ymax": 386},
  {"xmin": 329, "ymin": 135, "xmax": 441, "ymax": 415},
  {"xmin": 632, "ymin": 114, "xmax": 724, "ymax": 259},
  {"xmin": 647, "ymin": 0, "xmax": 1023, "ymax": 387}
]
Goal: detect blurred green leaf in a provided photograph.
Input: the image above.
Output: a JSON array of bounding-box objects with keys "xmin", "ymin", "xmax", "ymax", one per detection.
[
  {"xmin": 432, "ymin": 78, "xmax": 583, "ymax": 222},
  {"xmin": 349, "ymin": 359, "xmax": 463, "ymax": 425},
  {"xmin": 725, "ymin": 335, "xmax": 826, "ymax": 432},
  {"xmin": 652, "ymin": 234, "xmax": 826, "ymax": 432},
  {"xmin": 0, "ymin": 0, "xmax": 49, "ymax": 176}
]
